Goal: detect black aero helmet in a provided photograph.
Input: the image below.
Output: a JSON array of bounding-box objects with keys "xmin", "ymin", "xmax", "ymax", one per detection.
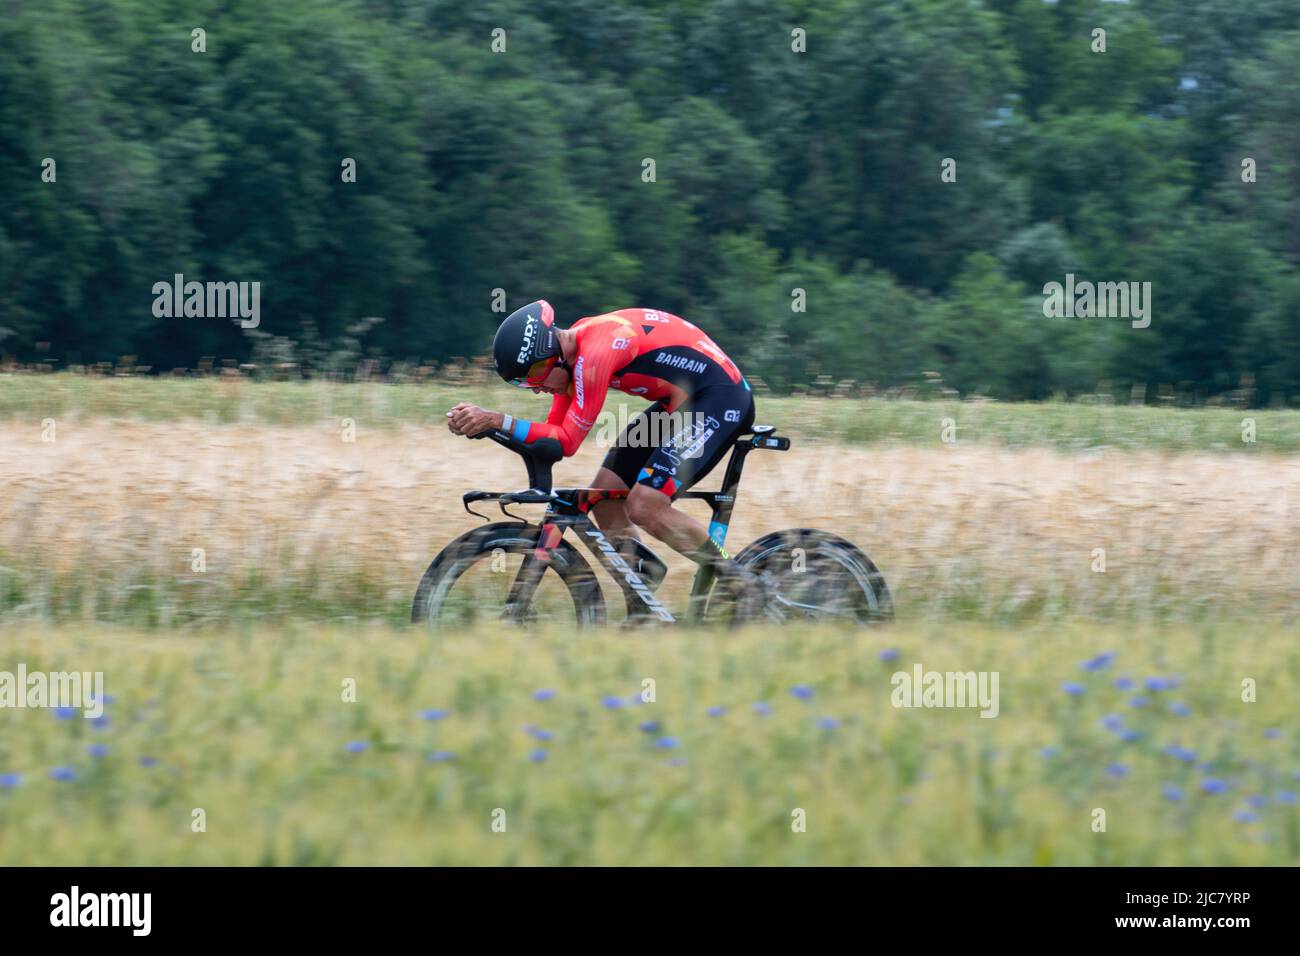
[{"xmin": 493, "ymin": 300, "xmax": 561, "ymax": 385}]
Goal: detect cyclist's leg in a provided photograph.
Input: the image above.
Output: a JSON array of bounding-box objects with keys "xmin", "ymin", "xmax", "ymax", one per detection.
[
  {"xmin": 589, "ymin": 467, "xmax": 635, "ymax": 536},
  {"xmin": 592, "ymin": 403, "xmax": 669, "ymax": 596},
  {"xmin": 591, "ymin": 401, "xmax": 662, "ymax": 537},
  {"xmin": 624, "ymin": 386, "xmax": 756, "ymax": 559},
  {"xmin": 624, "ymin": 484, "xmax": 703, "ymax": 553},
  {"xmin": 625, "ymin": 386, "xmax": 762, "ymax": 617}
]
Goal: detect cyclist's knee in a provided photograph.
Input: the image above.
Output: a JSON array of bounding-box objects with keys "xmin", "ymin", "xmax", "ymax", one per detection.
[
  {"xmin": 592, "ymin": 498, "xmax": 632, "ymax": 533},
  {"xmin": 626, "ymin": 484, "xmax": 669, "ymax": 529}
]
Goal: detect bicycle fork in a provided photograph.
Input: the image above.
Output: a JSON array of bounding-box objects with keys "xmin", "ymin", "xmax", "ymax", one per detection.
[
  {"xmin": 514, "ymin": 518, "xmax": 677, "ymax": 624},
  {"xmin": 500, "ymin": 523, "xmax": 563, "ymax": 623}
]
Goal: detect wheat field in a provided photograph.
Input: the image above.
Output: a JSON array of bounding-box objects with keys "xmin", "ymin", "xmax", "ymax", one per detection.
[{"xmin": 2, "ymin": 416, "xmax": 1298, "ymax": 625}]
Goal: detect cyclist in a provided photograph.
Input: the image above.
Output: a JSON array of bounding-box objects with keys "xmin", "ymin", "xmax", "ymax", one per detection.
[{"xmin": 447, "ymin": 299, "xmax": 760, "ymax": 614}]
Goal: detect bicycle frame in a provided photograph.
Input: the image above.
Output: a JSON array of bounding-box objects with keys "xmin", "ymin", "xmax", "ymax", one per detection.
[{"xmin": 462, "ymin": 428, "xmax": 790, "ymax": 624}]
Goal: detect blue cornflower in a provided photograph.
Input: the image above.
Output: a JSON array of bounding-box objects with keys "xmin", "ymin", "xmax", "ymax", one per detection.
[
  {"xmin": 638, "ymin": 720, "xmax": 661, "ymax": 734},
  {"xmin": 345, "ymin": 741, "xmax": 368, "ymax": 753},
  {"xmin": 1081, "ymin": 652, "xmax": 1116, "ymax": 672},
  {"xmin": 601, "ymin": 696, "xmax": 624, "ymax": 710},
  {"xmin": 1101, "ymin": 714, "xmax": 1125, "ymax": 732},
  {"xmin": 420, "ymin": 708, "xmax": 449, "ymax": 721},
  {"xmin": 1233, "ymin": 810, "xmax": 1259, "ymax": 824},
  {"xmin": 1247, "ymin": 794, "xmax": 1268, "ymax": 809},
  {"xmin": 878, "ymin": 648, "xmax": 900, "ymax": 662},
  {"xmin": 1275, "ymin": 791, "xmax": 1298, "ymax": 805},
  {"xmin": 752, "ymin": 702, "xmax": 772, "ymax": 717},
  {"xmin": 1168, "ymin": 702, "xmax": 1191, "ymax": 717},
  {"xmin": 53, "ymin": 707, "xmax": 77, "ymax": 721},
  {"xmin": 1113, "ymin": 677, "xmax": 1134, "ymax": 691},
  {"xmin": 428, "ymin": 751, "xmax": 456, "ymax": 762},
  {"xmin": 1061, "ymin": 682, "xmax": 1086, "ymax": 697},
  {"xmin": 1040, "ymin": 746, "xmax": 1060, "ymax": 759},
  {"xmin": 706, "ymin": 706, "xmax": 726, "ymax": 717},
  {"xmin": 1162, "ymin": 745, "xmax": 1196, "ymax": 763},
  {"xmin": 1119, "ymin": 729, "xmax": 1143, "ymax": 742},
  {"xmin": 0, "ymin": 773, "xmax": 21, "ymax": 789},
  {"xmin": 790, "ymin": 685, "xmax": 814, "ymax": 700},
  {"xmin": 527, "ymin": 726, "xmax": 553, "ymax": 742},
  {"xmin": 90, "ymin": 716, "xmax": 110, "ymax": 730},
  {"xmin": 1129, "ymin": 696, "xmax": 1150, "ymax": 709},
  {"xmin": 1202, "ymin": 778, "xmax": 1229, "ymax": 795},
  {"xmin": 49, "ymin": 766, "xmax": 76, "ymax": 782},
  {"xmin": 138, "ymin": 757, "xmax": 158, "ymax": 768},
  {"xmin": 532, "ymin": 689, "xmax": 556, "ymax": 701},
  {"xmin": 655, "ymin": 736, "xmax": 679, "ymax": 749},
  {"xmin": 1263, "ymin": 728, "xmax": 1282, "ymax": 740},
  {"xmin": 1161, "ymin": 784, "xmax": 1184, "ymax": 802},
  {"xmin": 87, "ymin": 744, "xmax": 110, "ymax": 758},
  {"xmin": 529, "ymin": 749, "xmax": 547, "ymax": 763},
  {"xmin": 1106, "ymin": 762, "xmax": 1129, "ymax": 778},
  {"xmin": 1144, "ymin": 677, "xmax": 1174, "ymax": 692},
  {"xmin": 816, "ymin": 717, "xmax": 840, "ymax": 730}
]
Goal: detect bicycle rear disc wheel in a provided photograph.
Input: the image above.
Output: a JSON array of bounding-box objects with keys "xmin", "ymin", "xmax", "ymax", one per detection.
[{"xmin": 730, "ymin": 528, "xmax": 893, "ymax": 625}]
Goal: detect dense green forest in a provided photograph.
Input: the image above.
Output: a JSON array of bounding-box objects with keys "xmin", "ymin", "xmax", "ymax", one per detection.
[{"xmin": 2, "ymin": 0, "xmax": 1298, "ymax": 402}]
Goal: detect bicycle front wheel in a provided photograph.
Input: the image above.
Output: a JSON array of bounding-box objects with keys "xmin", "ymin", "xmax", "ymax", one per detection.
[{"xmin": 410, "ymin": 522, "xmax": 606, "ymax": 630}]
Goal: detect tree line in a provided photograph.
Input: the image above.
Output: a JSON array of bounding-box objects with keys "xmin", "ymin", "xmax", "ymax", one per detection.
[{"xmin": 2, "ymin": 0, "xmax": 1299, "ymax": 402}]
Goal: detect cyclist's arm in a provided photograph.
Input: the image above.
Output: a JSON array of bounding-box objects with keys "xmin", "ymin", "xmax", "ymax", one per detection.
[
  {"xmin": 506, "ymin": 344, "xmax": 618, "ymax": 457},
  {"xmin": 545, "ymin": 391, "xmax": 571, "ymax": 425}
]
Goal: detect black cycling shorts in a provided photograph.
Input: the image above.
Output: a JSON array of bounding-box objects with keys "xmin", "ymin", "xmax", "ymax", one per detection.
[{"xmin": 600, "ymin": 385, "xmax": 756, "ymax": 498}]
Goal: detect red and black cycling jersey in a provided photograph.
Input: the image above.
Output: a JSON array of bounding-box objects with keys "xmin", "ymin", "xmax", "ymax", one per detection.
[{"xmin": 512, "ymin": 309, "xmax": 746, "ymax": 457}]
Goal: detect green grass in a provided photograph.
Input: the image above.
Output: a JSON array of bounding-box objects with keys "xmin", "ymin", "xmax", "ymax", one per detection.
[
  {"xmin": 1, "ymin": 622, "xmax": 1296, "ymax": 865},
  {"xmin": 1, "ymin": 372, "xmax": 1294, "ymax": 452}
]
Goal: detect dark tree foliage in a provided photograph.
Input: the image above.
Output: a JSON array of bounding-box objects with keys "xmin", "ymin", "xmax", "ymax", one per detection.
[{"xmin": 1, "ymin": 0, "xmax": 1297, "ymax": 401}]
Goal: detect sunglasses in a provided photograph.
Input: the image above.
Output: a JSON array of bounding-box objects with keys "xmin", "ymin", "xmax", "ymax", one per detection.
[{"xmin": 509, "ymin": 355, "xmax": 567, "ymax": 389}]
